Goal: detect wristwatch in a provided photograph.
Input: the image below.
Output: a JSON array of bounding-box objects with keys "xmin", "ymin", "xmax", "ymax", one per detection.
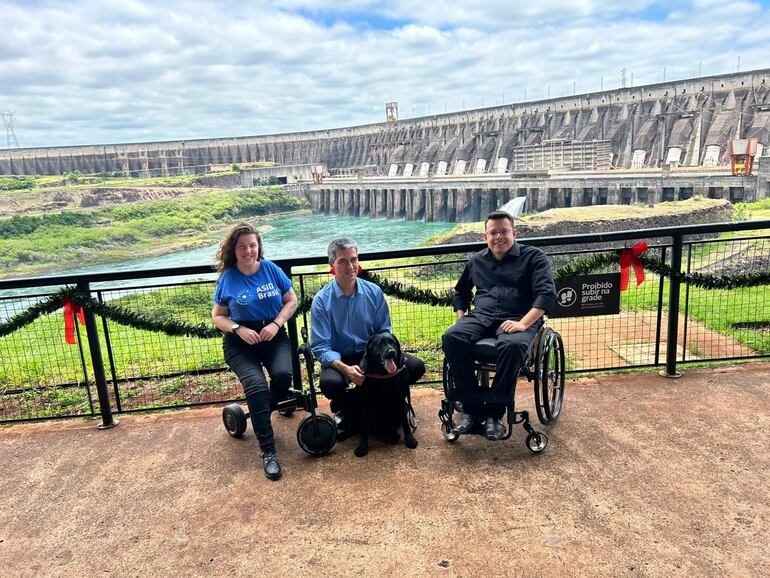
[{"xmin": 231, "ymin": 322, "xmax": 241, "ymax": 334}]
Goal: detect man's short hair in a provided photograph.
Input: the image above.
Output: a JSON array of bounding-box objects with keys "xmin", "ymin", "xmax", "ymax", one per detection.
[
  {"xmin": 327, "ymin": 237, "xmax": 359, "ymax": 263},
  {"xmin": 485, "ymin": 211, "xmax": 515, "ymax": 228}
]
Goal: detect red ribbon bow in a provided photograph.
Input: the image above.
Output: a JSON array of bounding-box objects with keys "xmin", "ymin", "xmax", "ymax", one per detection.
[
  {"xmin": 619, "ymin": 241, "xmax": 648, "ymax": 291},
  {"xmin": 63, "ymin": 298, "xmax": 85, "ymax": 345}
]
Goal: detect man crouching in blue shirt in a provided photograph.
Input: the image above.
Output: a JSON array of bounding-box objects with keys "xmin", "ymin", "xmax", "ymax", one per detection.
[{"xmin": 310, "ymin": 237, "xmax": 425, "ymax": 428}]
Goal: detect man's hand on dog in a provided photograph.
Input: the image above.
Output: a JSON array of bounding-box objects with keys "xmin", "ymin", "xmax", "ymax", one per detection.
[
  {"xmin": 344, "ymin": 363, "xmax": 366, "ymax": 385},
  {"xmin": 499, "ymin": 319, "xmax": 528, "ymax": 333}
]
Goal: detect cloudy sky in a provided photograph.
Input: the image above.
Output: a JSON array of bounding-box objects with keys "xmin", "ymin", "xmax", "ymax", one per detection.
[{"xmin": 1, "ymin": 0, "xmax": 769, "ymax": 149}]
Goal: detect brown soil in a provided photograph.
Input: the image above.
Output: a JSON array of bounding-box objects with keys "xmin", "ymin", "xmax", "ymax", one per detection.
[
  {"xmin": 0, "ymin": 186, "xmax": 215, "ymax": 217},
  {"xmin": 1, "ymin": 364, "xmax": 768, "ymax": 576}
]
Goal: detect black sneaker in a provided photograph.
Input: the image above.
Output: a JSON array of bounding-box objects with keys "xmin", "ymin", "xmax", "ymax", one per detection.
[
  {"xmin": 484, "ymin": 417, "xmax": 505, "ymax": 441},
  {"xmin": 453, "ymin": 413, "xmax": 480, "ymax": 434},
  {"xmin": 261, "ymin": 451, "xmax": 282, "ymax": 480}
]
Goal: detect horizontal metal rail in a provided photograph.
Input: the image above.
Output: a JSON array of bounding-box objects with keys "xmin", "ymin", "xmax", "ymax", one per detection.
[{"xmin": 1, "ymin": 219, "xmax": 768, "ymax": 424}]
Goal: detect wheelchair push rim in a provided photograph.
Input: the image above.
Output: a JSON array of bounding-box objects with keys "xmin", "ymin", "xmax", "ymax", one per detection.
[{"xmin": 533, "ymin": 327, "xmax": 566, "ymax": 425}]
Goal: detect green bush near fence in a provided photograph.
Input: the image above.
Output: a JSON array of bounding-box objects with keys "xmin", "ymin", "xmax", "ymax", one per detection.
[{"xmin": 0, "ymin": 186, "xmax": 307, "ymax": 276}]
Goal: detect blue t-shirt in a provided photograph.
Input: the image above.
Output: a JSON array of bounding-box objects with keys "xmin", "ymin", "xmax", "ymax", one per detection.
[{"xmin": 213, "ymin": 260, "xmax": 292, "ymax": 321}]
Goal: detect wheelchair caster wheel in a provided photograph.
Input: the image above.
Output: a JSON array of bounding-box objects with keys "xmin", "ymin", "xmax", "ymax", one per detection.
[
  {"xmin": 441, "ymin": 422, "xmax": 459, "ymax": 443},
  {"xmin": 297, "ymin": 413, "xmax": 337, "ymax": 456},
  {"xmin": 222, "ymin": 403, "xmax": 247, "ymax": 438},
  {"xmin": 278, "ymin": 407, "xmax": 295, "ymax": 417},
  {"xmin": 526, "ymin": 431, "xmax": 548, "ymax": 453}
]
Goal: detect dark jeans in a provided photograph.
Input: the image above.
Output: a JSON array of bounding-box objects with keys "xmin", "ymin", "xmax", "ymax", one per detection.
[
  {"xmin": 442, "ymin": 314, "xmax": 541, "ymax": 419},
  {"xmin": 319, "ymin": 352, "xmax": 426, "ymax": 412},
  {"xmin": 223, "ymin": 323, "xmax": 292, "ymax": 453}
]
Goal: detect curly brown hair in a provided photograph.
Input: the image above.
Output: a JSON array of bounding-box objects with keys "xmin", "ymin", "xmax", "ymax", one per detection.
[{"xmin": 214, "ymin": 222, "xmax": 263, "ymax": 273}]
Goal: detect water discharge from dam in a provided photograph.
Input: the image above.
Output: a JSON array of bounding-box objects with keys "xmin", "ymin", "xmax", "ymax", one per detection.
[{"xmin": 498, "ymin": 196, "xmax": 527, "ymax": 217}]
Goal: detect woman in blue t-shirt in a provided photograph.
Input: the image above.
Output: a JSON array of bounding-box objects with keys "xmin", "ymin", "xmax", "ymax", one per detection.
[{"xmin": 212, "ymin": 222, "xmax": 298, "ymax": 480}]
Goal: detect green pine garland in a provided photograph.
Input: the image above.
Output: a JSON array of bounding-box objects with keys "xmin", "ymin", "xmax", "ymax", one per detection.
[
  {"xmin": 0, "ymin": 287, "xmax": 77, "ymax": 337},
  {"xmin": 553, "ymin": 252, "xmax": 619, "ymax": 283},
  {"xmin": 637, "ymin": 254, "xmax": 770, "ymax": 289},
  {"xmin": 360, "ymin": 270, "xmax": 454, "ymax": 307},
  {"xmin": 1, "ymin": 250, "xmax": 768, "ymax": 339},
  {"xmin": 0, "ymin": 286, "xmax": 219, "ymax": 339}
]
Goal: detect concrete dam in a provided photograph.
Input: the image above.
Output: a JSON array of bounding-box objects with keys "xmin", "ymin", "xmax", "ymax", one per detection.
[{"xmin": 2, "ymin": 68, "xmax": 769, "ymax": 221}]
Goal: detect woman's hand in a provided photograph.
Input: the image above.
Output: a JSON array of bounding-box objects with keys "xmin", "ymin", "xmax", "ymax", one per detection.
[
  {"xmin": 236, "ymin": 326, "xmax": 261, "ymax": 345},
  {"xmin": 258, "ymin": 322, "xmax": 279, "ymax": 342}
]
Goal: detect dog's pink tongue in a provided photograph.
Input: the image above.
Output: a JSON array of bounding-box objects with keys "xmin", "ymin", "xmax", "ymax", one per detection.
[{"xmin": 385, "ymin": 359, "xmax": 397, "ymax": 375}]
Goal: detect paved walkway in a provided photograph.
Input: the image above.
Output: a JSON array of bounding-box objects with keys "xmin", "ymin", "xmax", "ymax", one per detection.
[{"xmin": 1, "ymin": 364, "xmax": 769, "ymax": 577}]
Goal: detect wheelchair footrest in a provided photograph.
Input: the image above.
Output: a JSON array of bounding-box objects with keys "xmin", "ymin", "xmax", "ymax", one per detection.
[{"xmin": 275, "ymin": 388, "xmax": 317, "ymax": 413}]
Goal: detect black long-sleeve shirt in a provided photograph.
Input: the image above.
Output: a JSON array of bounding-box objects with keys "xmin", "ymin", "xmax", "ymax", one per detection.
[{"xmin": 452, "ymin": 243, "xmax": 556, "ymax": 320}]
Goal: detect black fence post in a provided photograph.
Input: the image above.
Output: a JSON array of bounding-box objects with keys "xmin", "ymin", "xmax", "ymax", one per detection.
[
  {"xmin": 78, "ymin": 281, "xmax": 118, "ymax": 429},
  {"xmin": 662, "ymin": 234, "xmax": 683, "ymax": 378},
  {"xmin": 280, "ymin": 266, "xmax": 303, "ymax": 391}
]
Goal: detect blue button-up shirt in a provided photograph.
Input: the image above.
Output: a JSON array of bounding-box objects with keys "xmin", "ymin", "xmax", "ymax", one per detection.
[{"xmin": 310, "ymin": 277, "xmax": 391, "ymax": 368}]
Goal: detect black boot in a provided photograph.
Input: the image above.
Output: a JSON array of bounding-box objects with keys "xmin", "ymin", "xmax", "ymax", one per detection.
[{"xmin": 261, "ymin": 450, "xmax": 282, "ymax": 480}]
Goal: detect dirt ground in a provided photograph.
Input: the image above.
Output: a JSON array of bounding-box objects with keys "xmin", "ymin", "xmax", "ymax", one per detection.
[{"xmin": 1, "ymin": 364, "xmax": 768, "ymax": 577}]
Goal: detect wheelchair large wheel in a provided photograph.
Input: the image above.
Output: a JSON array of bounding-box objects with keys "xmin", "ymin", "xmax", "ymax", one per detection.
[
  {"xmin": 222, "ymin": 403, "xmax": 247, "ymax": 438},
  {"xmin": 442, "ymin": 357, "xmax": 453, "ymax": 398},
  {"xmin": 296, "ymin": 413, "xmax": 337, "ymax": 456},
  {"xmin": 533, "ymin": 328, "xmax": 566, "ymax": 425}
]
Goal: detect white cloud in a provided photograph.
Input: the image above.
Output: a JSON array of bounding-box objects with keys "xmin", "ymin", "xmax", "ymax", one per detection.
[{"xmin": 0, "ymin": 0, "xmax": 768, "ymax": 148}]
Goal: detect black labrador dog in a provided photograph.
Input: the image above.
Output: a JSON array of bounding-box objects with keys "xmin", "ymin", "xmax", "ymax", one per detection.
[{"xmin": 337, "ymin": 332, "xmax": 418, "ymax": 457}]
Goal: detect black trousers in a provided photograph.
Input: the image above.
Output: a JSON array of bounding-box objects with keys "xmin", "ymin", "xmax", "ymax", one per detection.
[
  {"xmin": 319, "ymin": 352, "xmax": 425, "ymax": 412},
  {"xmin": 223, "ymin": 324, "xmax": 292, "ymax": 453},
  {"xmin": 442, "ymin": 314, "xmax": 541, "ymax": 419}
]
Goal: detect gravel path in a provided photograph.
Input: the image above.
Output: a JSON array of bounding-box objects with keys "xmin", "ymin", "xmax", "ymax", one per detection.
[{"xmin": 1, "ymin": 364, "xmax": 768, "ymax": 577}]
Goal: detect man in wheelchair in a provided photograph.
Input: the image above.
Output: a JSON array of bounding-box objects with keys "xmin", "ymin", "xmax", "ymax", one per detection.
[{"xmin": 442, "ymin": 210, "xmax": 556, "ymax": 440}]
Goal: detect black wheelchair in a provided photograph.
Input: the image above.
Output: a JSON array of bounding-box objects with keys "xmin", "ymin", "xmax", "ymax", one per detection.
[
  {"xmin": 438, "ymin": 323, "xmax": 566, "ymax": 453},
  {"xmin": 221, "ymin": 327, "xmax": 338, "ymax": 456}
]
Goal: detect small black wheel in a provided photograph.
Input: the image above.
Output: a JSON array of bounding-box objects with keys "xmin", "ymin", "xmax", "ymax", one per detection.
[
  {"xmin": 278, "ymin": 407, "xmax": 295, "ymax": 417},
  {"xmin": 441, "ymin": 422, "xmax": 459, "ymax": 443},
  {"xmin": 526, "ymin": 431, "xmax": 548, "ymax": 453},
  {"xmin": 222, "ymin": 403, "xmax": 247, "ymax": 438},
  {"xmin": 297, "ymin": 413, "xmax": 337, "ymax": 456},
  {"xmin": 534, "ymin": 328, "xmax": 566, "ymax": 425}
]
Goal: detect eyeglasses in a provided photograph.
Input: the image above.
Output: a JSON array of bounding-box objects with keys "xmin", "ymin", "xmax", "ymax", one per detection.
[{"xmin": 485, "ymin": 229, "xmax": 513, "ymax": 238}]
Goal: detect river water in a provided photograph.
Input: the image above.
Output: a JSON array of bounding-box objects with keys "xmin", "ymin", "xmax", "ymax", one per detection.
[
  {"xmin": 54, "ymin": 214, "xmax": 456, "ymax": 276},
  {"xmin": 1, "ymin": 215, "xmax": 456, "ymax": 300}
]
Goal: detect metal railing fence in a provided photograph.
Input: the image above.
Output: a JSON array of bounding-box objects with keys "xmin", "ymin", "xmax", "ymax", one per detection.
[{"xmin": 1, "ymin": 220, "xmax": 768, "ymax": 424}]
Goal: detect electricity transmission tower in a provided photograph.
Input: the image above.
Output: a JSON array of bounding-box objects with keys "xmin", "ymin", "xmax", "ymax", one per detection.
[{"xmin": 1, "ymin": 112, "xmax": 20, "ymax": 148}]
